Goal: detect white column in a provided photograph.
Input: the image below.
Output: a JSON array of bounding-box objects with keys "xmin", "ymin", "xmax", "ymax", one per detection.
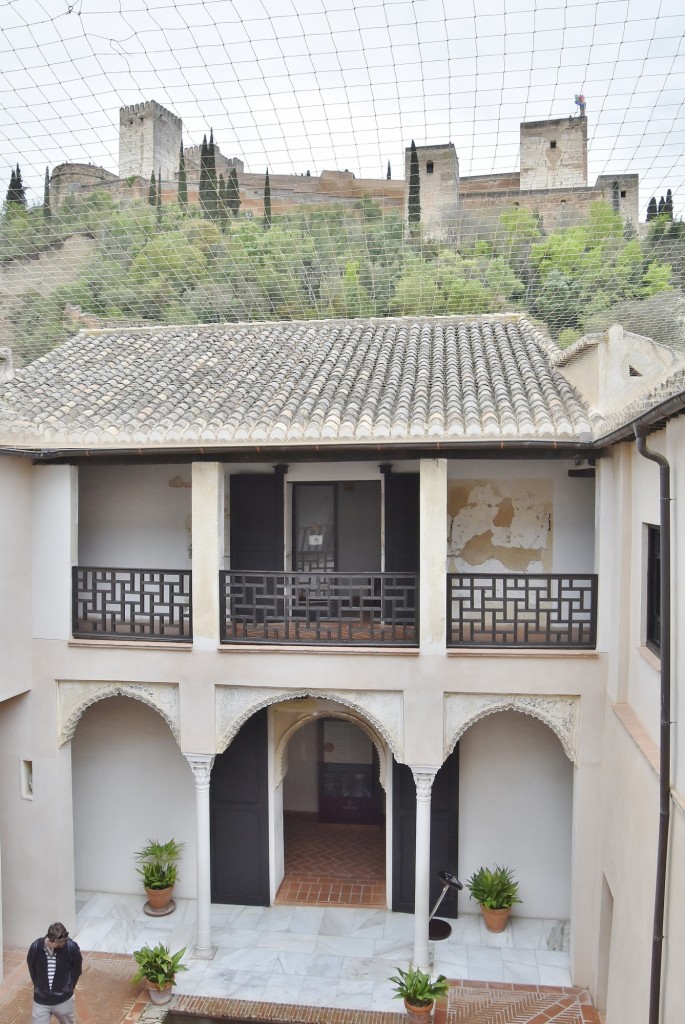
[
  {"xmin": 32, "ymin": 464, "xmax": 78, "ymax": 640},
  {"xmin": 419, "ymin": 459, "xmax": 447, "ymax": 654},
  {"xmin": 411, "ymin": 765, "xmax": 439, "ymax": 972},
  {"xmin": 185, "ymin": 753, "xmax": 216, "ymax": 959},
  {"xmin": 191, "ymin": 462, "xmax": 224, "ymax": 650}
]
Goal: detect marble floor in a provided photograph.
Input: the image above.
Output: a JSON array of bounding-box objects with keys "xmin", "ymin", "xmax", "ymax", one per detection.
[{"xmin": 74, "ymin": 892, "xmax": 572, "ymax": 1013}]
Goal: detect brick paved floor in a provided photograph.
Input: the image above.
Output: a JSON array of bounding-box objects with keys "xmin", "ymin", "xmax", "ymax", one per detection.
[
  {"xmin": 275, "ymin": 814, "xmax": 386, "ymax": 907},
  {"xmin": 1, "ymin": 948, "xmax": 600, "ymax": 1024}
]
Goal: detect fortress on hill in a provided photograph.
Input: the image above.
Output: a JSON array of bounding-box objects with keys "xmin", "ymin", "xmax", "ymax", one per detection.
[{"xmin": 49, "ymin": 99, "xmax": 640, "ymax": 242}]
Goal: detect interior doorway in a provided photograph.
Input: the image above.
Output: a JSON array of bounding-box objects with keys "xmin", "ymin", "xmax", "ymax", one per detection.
[{"xmin": 277, "ymin": 717, "xmax": 386, "ymax": 907}]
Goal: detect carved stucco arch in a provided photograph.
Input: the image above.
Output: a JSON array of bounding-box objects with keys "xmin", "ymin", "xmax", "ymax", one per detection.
[
  {"xmin": 58, "ymin": 681, "xmax": 181, "ymax": 747},
  {"xmin": 216, "ymin": 686, "xmax": 403, "ymax": 782},
  {"xmin": 275, "ymin": 711, "xmax": 389, "ymax": 792},
  {"xmin": 444, "ymin": 693, "xmax": 579, "ymax": 764}
]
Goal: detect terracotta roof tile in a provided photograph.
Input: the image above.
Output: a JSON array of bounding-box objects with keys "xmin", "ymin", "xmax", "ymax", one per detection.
[{"xmin": 0, "ymin": 315, "xmax": 594, "ymax": 450}]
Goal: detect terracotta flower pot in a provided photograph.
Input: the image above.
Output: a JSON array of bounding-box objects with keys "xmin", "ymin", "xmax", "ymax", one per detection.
[
  {"xmin": 145, "ymin": 886, "xmax": 174, "ymax": 911},
  {"xmin": 147, "ymin": 981, "xmax": 174, "ymax": 1005},
  {"xmin": 404, "ymin": 998, "xmax": 434, "ymax": 1019},
  {"xmin": 481, "ymin": 905, "xmax": 511, "ymax": 933}
]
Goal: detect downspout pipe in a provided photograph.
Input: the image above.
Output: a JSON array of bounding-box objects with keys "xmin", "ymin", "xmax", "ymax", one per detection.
[{"xmin": 635, "ymin": 427, "xmax": 671, "ymax": 1024}]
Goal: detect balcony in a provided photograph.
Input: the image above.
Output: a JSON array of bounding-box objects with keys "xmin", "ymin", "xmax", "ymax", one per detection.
[
  {"xmin": 220, "ymin": 571, "xmax": 418, "ymax": 646},
  {"xmin": 447, "ymin": 573, "xmax": 597, "ymax": 649},
  {"xmin": 72, "ymin": 567, "xmax": 192, "ymax": 641}
]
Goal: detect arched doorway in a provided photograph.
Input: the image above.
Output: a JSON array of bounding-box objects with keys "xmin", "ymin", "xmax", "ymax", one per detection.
[{"xmin": 278, "ymin": 716, "xmax": 385, "ymax": 906}]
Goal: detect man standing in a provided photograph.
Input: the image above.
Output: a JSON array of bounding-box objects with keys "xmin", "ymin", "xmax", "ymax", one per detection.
[{"xmin": 27, "ymin": 922, "xmax": 82, "ymax": 1024}]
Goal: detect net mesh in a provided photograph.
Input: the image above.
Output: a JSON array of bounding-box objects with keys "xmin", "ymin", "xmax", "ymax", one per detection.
[{"xmin": 0, "ymin": 0, "xmax": 683, "ymax": 365}]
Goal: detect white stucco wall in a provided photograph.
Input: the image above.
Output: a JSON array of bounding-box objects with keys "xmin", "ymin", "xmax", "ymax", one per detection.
[
  {"xmin": 78, "ymin": 463, "xmax": 191, "ymax": 569},
  {"xmin": 0, "ymin": 457, "xmax": 32, "ymax": 701},
  {"xmin": 32, "ymin": 464, "xmax": 78, "ymax": 641},
  {"xmin": 458, "ymin": 710, "xmax": 573, "ymax": 919},
  {"xmin": 71, "ymin": 696, "xmax": 196, "ymax": 897}
]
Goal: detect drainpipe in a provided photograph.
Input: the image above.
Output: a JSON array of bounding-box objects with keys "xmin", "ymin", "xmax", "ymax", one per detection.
[{"xmin": 635, "ymin": 427, "xmax": 671, "ymax": 1024}]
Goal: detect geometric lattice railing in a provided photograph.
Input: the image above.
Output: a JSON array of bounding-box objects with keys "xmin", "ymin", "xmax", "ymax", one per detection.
[
  {"xmin": 72, "ymin": 566, "xmax": 192, "ymax": 641},
  {"xmin": 447, "ymin": 573, "xmax": 597, "ymax": 648},
  {"xmin": 220, "ymin": 570, "xmax": 418, "ymax": 646}
]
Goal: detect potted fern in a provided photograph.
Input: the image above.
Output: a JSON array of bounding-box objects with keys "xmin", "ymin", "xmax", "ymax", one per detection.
[
  {"xmin": 134, "ymin": 837, "xmax": 184, "ymax": 914},
  {"xmin": 132, "ymin": 942, "xmax": 188, "ymax": 1005},
  {"xmin": 465, "ymin": 864, "xmax": 521, "ymax": 932},
  {"xmin": 389, "ymin": 965, "xmax": 449, "ymax": 1018}
]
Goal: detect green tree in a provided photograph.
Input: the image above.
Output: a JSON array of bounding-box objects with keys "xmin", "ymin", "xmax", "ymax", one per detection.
[
  {"xmin": 177, "ymin": 142, "xmax": 188, "ymax": 210},
  {"xmin": 148, "ymin": 170, "xmax": 157, "ymax": 207},
  {"xmin": 43, "ymin": 167, "xmax": 51, "ymax": 223},
  {"xmin": 206, "ymin": 129, "xmax": 218, "ymax": 220},
  {"xmin": 387, "ymin": 161, "xmax": 391, "ymax": 180},
  {"xmin": 407, "ymin": 141, "xmax": 420, "ymax": 226},
  {"xmin": 199, "ymin": 135, "xmax": 209, "ymax": 216},
  {"xmin": 646, "ymin": 197, "xmax": 658, "ymax": 222},
  {"xmin": 5, "ymin": 164, "xmax": 27, "ymax": 209},
  {"xmin": 227, "ymin": 167, "xmax": 241, "ymax": 218},
  {"xmin": 263, "ymin": 169, "xmax": 272, "ymax": 231}
]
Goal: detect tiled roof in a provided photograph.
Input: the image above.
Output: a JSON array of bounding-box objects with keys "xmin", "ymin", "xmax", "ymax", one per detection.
[{"xmin": 0, "ymin": 316, "xmax": 594, "ymax": 450}]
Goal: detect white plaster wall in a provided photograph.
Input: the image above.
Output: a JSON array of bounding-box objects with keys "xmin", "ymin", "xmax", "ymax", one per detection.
[
  {"xmin": 284, "ymin": 720, "xmax": 319, "ymax": 812},
  {"xmin": 0, "ymin": 457, "xmax": 32, "ymax": 701},
  {"xmin": 458, "ymin": 710, "xmax": 573, "ymax": 919},
  {"xmin": 71, "ymin": 696, "xmax": 196, "ymax": 897},
  {"xmin": 447, "ymin": 459, "xmax": 595, "ymax": 572},
  {"xmin": 32, "ymin": 464, "xmax": 77, "ymax": 641},
  {"xmin": 78, "ymin": 463, "xmax": 191, "ymax": 569}
]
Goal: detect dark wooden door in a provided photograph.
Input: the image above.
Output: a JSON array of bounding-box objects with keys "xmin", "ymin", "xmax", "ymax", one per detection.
[
  {"xmin": 391, "ymin": 746, "xmax": 459, "ymax": 917},
  {"xmin": 210, "ymin": 708, "xmax": 269, "ymax": 905},
  {"xmin": 230, "ymin": 474, "xmax": 284, "ymax": 570},
  {"xmin": 384, "ymin": 473, "xmax": 420, "ymax": 572}
]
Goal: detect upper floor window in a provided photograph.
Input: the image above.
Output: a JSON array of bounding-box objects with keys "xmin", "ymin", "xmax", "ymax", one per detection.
[
  {"xmin": 646, "ymin": 524, "xmax": 661, "ymax": 655},
  {"xmin": 426, "ymin": 161, "xmax": 434, "ymax": 174},
  {"xmin": 550, "ymin": 140, "xmax": 557, "ymax": 149}
]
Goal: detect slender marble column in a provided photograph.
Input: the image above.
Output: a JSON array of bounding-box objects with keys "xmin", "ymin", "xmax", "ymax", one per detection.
[
  {"xmin": 185, "ymin": 753, "xmax": 217, "ymax": 959},
  {"xmin": 411, "ymin": 766, "xmax": 439, "ymax": 972}
]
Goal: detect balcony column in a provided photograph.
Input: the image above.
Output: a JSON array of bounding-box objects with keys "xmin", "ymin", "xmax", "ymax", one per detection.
[
  {"xmin": 191, "ymin": 462, "xmax": 224, "ymax": 649},
  {"xmin": 185, "ymin": 753, "xmax": 216, "ymax": 959},
  {"xmin": 411, "ymin": 765, "xmax": 439, "ymax": 972},
  {"xmin": 419, "ymin": 458, "xmax": 447, "ymax": 653}
]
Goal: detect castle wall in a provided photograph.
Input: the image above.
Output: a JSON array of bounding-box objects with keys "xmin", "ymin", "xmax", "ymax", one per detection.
[
  {"xmin": 119, "ymin": 101, "xmax": 182, "ymax": 183},
  {"xmin": 405, "ymin": 143, "xmax": 460, "ymax": 242},
  {"xmin": 50, "ymin": 164, "xmax": 119, "ymax": 206},
  {"xmin": 520, "ymin": 116, "xmax": 588, "ymax": 190}
]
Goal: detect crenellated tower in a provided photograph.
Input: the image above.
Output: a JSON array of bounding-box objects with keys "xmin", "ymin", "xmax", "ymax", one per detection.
[{"xmin": 119, "ymin": 100, "xmax": 182, "ymax": 182}]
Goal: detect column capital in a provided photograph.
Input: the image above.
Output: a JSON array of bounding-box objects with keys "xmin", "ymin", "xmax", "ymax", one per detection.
[
  {"xmin": 409, "ymin": 765, "xmax": 440, "ymax": 800},
  {"xmin": 185, "ymin": 752, "xmax": 215, "ymax": 789}
]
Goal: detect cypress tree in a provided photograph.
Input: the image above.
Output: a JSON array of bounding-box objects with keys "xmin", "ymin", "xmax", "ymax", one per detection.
[
  {"xmin": 646, "ymin": 197, "xmax": 658, "ymax": 222},
  {"xmin": 43, "ymin": 167, "xmax": 51, "ymax": 222},
  {"xmin": 6, "ymin": 164, "xmax": 27, "ymax": 209},
  {"xmin": 206, "ymin": 129, "xmax": 218, "ymax": 220},
  {"xmin": 228, "ymin": 166, "xmax": 241, "ymax": 218},
  {"xmin": 177, "ymin": 142, "xmax": 188, "ymax": 209},
  {"xmin": 263, "ymin": 168, "xmax": 272, "ymax": 231},
  {"xmin": 657, "ymin": 196, "xmax": 665, "ymax": 215},
  {"xmin": 148, "ymin": 170, "xmax": 157, "ymax": 206},
  {"xmin": 199, "ymin": 134, "xmax": 209, "ymax": 216},
  {"xmin": 387, "ymin": 160, "xmax": 391, "ymax": 180},
  {"xmin": 408, "ymin": 141, "xmax": 420, "ymax": 226},
  {"xmin": 217, "ymin": 173, "xmax": 228, "ymax": 230},
  {"xmin": 5, "ymin": 167, "xmax": 17, "ymax": 207},
  {"xmin": 665, "ymin": 188, "xmax": 674, "ymax": 220}
]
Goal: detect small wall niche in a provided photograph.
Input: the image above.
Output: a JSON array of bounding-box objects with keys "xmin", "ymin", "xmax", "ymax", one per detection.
[{"xmin": 20, "ymin": 759, "xmax": 33, "ymax": 800}]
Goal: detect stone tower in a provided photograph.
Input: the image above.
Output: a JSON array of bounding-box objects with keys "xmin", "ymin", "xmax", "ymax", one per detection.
[
  {"xmin": 119, "ymin": 101, "xmax": 182, "ymax": 182},
  {"xmin": 519, "ymin": 116, "xmax": 588, "ymax": 191},
  {"xmin": 404, "ymin": 143, "xmax": 459, "ymax": 242}
]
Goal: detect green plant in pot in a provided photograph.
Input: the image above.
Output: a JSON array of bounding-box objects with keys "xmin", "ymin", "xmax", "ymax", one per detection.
[
  {"xmin": 132, "ymin": 942, "xmax": 188, "ymax": 1005},
  {"xmin": 465, "ymin": 864, "xmax": 521, "ymax": 932},
  {"xmin": 134, "ymin": 837, "xmax": 184, "ymax": 914},
  {"xmin": 389, "ymin": 965, "xmax": 449, "ymax": 1017}
]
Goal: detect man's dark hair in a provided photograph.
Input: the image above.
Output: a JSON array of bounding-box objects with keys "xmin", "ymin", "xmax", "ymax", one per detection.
[{"xmin": 47, "ymin": 923, "xmax": 69, "ymax": 942}]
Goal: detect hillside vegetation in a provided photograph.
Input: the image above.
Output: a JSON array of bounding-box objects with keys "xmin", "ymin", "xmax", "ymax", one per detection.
[{"xmin": 1, "ymin": 190, "xmax": 682, "ymax": 365}]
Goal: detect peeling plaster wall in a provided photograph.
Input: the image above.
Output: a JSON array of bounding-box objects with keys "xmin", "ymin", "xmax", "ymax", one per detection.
[{"xmin": 446, "ymin": 461, "xmax": 594, "ymax": 574}]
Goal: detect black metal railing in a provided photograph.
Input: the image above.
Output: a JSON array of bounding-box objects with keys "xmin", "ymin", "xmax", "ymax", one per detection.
[
  {"xmin": 447, "ymin": 573, "xmax": 597, "ymax": 648},
  {"xmin": 220, "ymin": 571, "xmax": 418, "ymax": 646},
  {"xmin": 72, "ymin": 567, "xmax": 192, "ymax": 641}
]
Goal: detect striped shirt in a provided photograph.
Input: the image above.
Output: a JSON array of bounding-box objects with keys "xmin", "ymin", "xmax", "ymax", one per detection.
[{"xmin": 45, "ymin": 942, "xmax": 57, "ymax": 990}]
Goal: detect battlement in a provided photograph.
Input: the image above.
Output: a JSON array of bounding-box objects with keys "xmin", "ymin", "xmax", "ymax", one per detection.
[{"xmin": 119, "ymin": 100, "xmax": 182, "ymax": 127}]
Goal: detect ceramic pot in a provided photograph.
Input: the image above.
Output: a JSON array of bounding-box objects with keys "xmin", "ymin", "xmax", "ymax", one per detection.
[
  {"xmin": 147, "ymin": 981, "xmax": 173, "ymax": 1005},
  {"xmin": 481, "ymin": 905, "xmax": 511, "ymax": 933},
  {"xmin": 145, "ymin": 886, "xmax": 174, "ymax": 911},
  {"xmin": 404, "ymin": 998, "xmax": 434, "ymax": 1019}
]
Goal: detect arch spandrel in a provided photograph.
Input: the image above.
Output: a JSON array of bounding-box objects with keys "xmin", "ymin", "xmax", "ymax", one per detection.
[
  {"xmin": 58, "ymin": 680, "xmax": 180, "ymax": 746},
  {"xmin": 216, "ymin": 686, "xmax": 403, "ymax": 769},
  {"xmin": 444, "ymin": 693, "xmax": 579, "ymax": 764}
]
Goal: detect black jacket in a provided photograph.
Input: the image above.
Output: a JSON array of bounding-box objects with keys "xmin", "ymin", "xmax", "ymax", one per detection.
[{"xmin": 27, "ymin": 938, "xmax": 82, "ymax": 1006}]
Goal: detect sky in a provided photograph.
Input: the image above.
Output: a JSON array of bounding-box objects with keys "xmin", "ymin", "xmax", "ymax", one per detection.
[{"xmin": 0, "ymin": 0, "xmax": 683, "ymax": 216}]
